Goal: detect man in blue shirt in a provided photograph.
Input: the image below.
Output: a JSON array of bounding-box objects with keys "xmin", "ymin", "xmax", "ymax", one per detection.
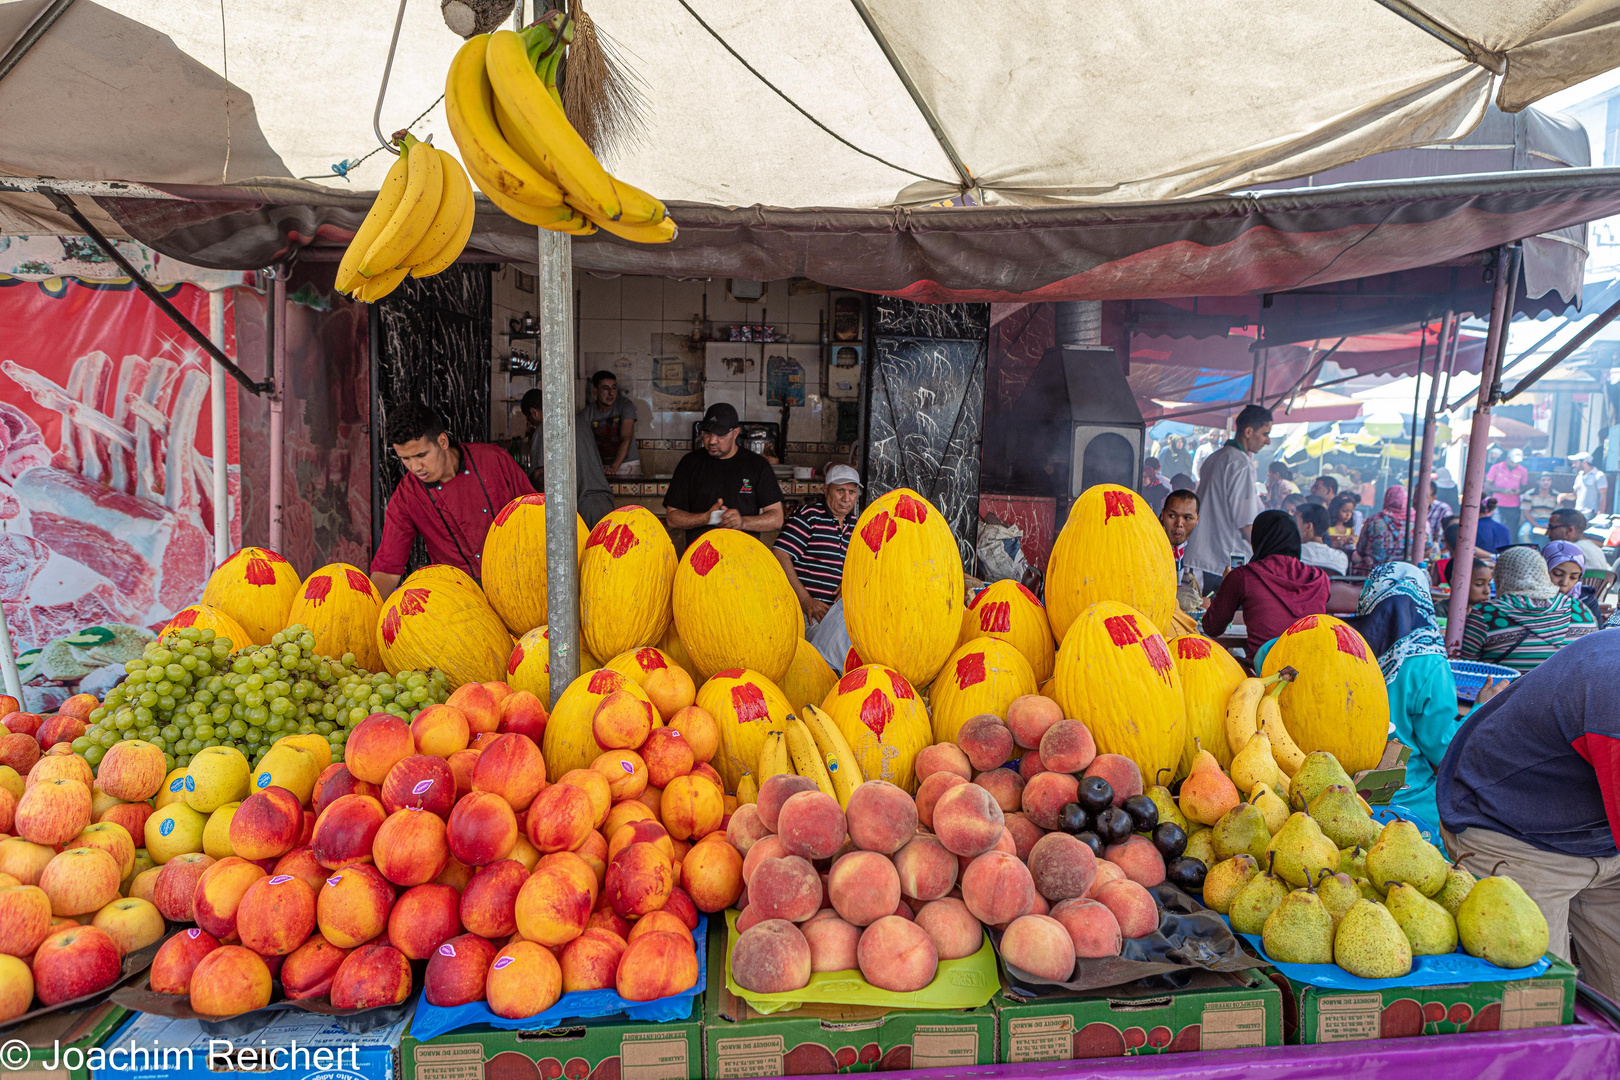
[{"xmin": 1475, "ymin": 497, "xmax": 1512, "ymax": 554}]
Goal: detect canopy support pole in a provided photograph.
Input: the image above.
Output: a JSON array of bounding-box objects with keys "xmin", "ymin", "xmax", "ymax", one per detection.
[
  {"xmin": 1446, "ymin": 248, "xmax": 1519, "ymax": 650},
  {"xmin": 1409, "ymin": 310, "xmax": 1454, "ymax": 563},
  {"xmin": 209, "ymin": 290, "xmax": 230, "ymax": 562},
  {"xmin": 269, "ymin": 277, "xmax": 287, "ymax": 551},
  {"xmin": 1502, "ymin": 291, "xmax": 1620, "ymax": 402},
  {"xmin": 540, "ymin": 228, "xmax": 580, "ymax": 707},
  {"xmin": 0, "ymin": 601, "xmax": 22, "ymax": 703},
  {"xmin": 1403, "ymin": 322, "xmax": 1430, "ymax": 541}
]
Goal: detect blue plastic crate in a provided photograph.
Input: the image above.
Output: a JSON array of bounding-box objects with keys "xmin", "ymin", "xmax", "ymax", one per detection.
[{"xmin": 1450, "ymin": 660, "xmax": 1518, "ymax": 703}]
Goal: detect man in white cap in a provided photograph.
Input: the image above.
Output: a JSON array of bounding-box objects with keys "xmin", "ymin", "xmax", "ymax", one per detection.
[
  {"xmin": 1571, "ymin": 452, "xmax": 1610, "ymax": 517},
  {"xmin": 774, "ymin": 464, "xmax": 861, "ymax": 626}
]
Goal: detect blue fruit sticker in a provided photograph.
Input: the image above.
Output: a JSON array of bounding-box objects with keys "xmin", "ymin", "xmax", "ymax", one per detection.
[
  {"xmin": 185, "ymin": 776, "xmax": 195, "ymax": 791},
  {"xmin": 256, "ymin": 773, "xmax": 272, "ymax": 788},
  {"xmin": 159, "ymin": 818, "xmax": 175, "ymax": 836},
  {"xmin": 170, "ymin": 778, "xmax": 185, "ymax": 793}
]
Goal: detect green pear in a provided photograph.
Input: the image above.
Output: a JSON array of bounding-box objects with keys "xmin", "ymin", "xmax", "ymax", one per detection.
[
  {"xmin": 1184, "ymin": 827, "xmax": 1216, "ymax": 867},
  {"xmin": 1308, "ymin": 784, "xmax": 1382, "ymax": 850},
  {"xmin": 1365, "ymin": 821, "xmax": 1447, "ymax": 897},
  {"xmin": 1334, "ymin": 899, "xmax": 1413, "ymax": 978},
  {"xmin": 1385, "ymin": 883, "xmax": 1459, "ymax": 955},
  {"xmin": 1203, "ymin": 854, "xmax": 1259, "ymax": 915},
  {"xmin": 1250, "ymin": 784, "xmax": 1290, "ymax": 835},
  {"xmin": 1457, "ymin": 877, "xmax": 1550, "ymax": 969},
  {"xmin": 1213, "ymin": 804, "xmax": 1272, "ymax": 863},
  {"xmin": 1262, "ymin": 888, "xmax": 1334, "ymax": 964},
  {"xmin": 1434, "ymin": 864, "xmax": 1477, "ymax": 918},
  {"xmin": 1266, "ymin": 813, "xmax": 1340, "ymax": 887},
  {"xmin": 1315, "ymin": 870, "xmax": 1361, "ymax": 928},
  {"xmin": 1289, "ymin": 752, "xmax": 1354, "ymax": 812},
  {"xmin": 1144, "ymin": 785, "xmax": 1189, "ymax": 832},
  {"xmin": 1230, "ymin": 861, "xmax": 1291, "ymax": 935},
  {"xmin": 1355, "ymin": 877, "xmax": 1381, "ymax": 901},
  {"xmin": 1340, "ymin": 845, "xmax": 1368, "ymax": 880}
]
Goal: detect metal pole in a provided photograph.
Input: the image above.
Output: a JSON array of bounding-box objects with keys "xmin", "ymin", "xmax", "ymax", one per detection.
[
  {"xmin": 209, "ymin": 290, "xmax": 230, "ymax": 562},
  {"xmin": 1403, "ymin": 323, "xmax": 1429, "ymax": 537},
  {"xmin": 539, "ymin": 228, "xmax": 580, "ymax": 707},
  {"xmin": 1446, "ymin": 249, "xmax": 1520, "ymax": 650},
  {"xmin": 1409, "ymin": 311, "xmax": 1454, "ymax": 562},
  {"xmin": 0, "ymin": 602, "xmax": 22, "ymax": 702},
  {"xmin": 269, "ymin": 277, "xmax": 287, "ymax": 551}
]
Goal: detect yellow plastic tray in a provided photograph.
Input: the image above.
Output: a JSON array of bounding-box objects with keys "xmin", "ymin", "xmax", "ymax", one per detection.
[{"xmin": 723, "ymin": 909, "xmax": 999, "ymax": 1015}]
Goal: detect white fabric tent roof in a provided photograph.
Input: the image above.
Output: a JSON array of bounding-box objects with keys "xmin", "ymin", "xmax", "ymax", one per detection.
[{"xmin": 5, "ymin": 0, "xmax": 1620, "ymax": 210}]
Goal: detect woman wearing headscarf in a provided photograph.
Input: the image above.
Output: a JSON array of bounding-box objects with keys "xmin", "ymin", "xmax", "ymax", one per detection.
[
  {"xmin": 1354, "ymin": 485, "xmax": 1410, "ymax": 570},
  {"xmin": 1200, "ymin": 510, "xmax": 1331, "ymax": 658},
  {"xmin": 1460, "ymin": 545, "xmax": 1597, "ymax": 673},
  {"xmin": 1543, "ymin": 540, "xmax": 1601, "ymax": 621},
  {"xmin": 1344, "ymin": 562, "xmax": 1460, "ymax": 830},
  {"xmin": 1161, "ymin": 434, "xmax": 1194, "ymax": 480}
]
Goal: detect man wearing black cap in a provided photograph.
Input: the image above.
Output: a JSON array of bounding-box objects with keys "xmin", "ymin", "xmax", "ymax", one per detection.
[{"xmin": 663, "ymin": 403, "xmax": 784, "ymax": 546}]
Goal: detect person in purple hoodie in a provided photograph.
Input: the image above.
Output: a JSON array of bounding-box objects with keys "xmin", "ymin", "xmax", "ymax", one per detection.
[{"xmin": 1200, "ymin": 510, "xmax": 1331, "ymax": 658}]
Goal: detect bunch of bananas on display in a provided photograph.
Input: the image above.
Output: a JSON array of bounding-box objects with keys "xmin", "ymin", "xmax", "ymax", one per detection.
[
  {"xmin": 445, "ymin": 12, "xmax": 674, "ymax": 243},
  {"xmin": 336, "ymin": 134, "xmax": 476, "ymax": 302},
  {"xmin": 743, "ymin": 705, "xmax": 863, "ymax": 808}
]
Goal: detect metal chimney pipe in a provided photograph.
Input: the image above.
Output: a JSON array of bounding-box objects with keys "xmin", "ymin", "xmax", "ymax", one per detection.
[{"xmin": 1053, "ymin": 301, "xmax": 1102, "ymax": 346}]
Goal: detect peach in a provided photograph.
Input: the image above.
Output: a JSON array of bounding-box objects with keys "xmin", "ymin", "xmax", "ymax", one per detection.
[
  {"xmin": 0, "ymin": 734, "xmax": 40, "ymax": 776},
  {"xmin": 522, "ymin": 784, "xmax": 593, "ymax": 856},
  {"xmin": 538, "ymin": 852, "xmax": 598, "ymax": 907},
  {"xmin": 281, "ymin": 934, "xmax": 350, "ymax": 1000},
  {"xmin": 424, "ymin": 932, "xmax": 497, "ymax": 1007},
  {"xmin": 843, "ymin": 781, "xmax": 917, "ymax": 856},
  {"xmin": 591, "ymin": 750, "xmax": 648, "ymax": 803},
  {"xmin": 914, "ymin": 743, "xmax": 972, "ymax": 785},
  {"xmin": 460, "ymin": 861, "xmax": 526, "ymax": 939},
  {"xmin": 914, "ymin": 897, "xmax": 982, "ymax": 960},
  {"xmin": 827, "ymin": 851, "xmax": 901, "ymax": 927},
  {"xmin": 635, "ymin": 782, "xmax": 665, "ymax": 819},
  {"xmin": 95, "ymin": 740, "xmax": 167, "ymax": 802},
  {"xmin": 469, "ymin": 732, "xmax": 500, "ymax": 755},
  {"xmin": 1029, "ymin": 833, "xmax": 1099, "ymax": 902},
  {"xmin": 15, "ymin": 778, "xmax": 90, "ymax": 845},
  {"xmin": 345, "ymin": 714, "xmax": 416, "ymax": 785},
  {"xmin": 592, "ymin": 692, "xmax": 656, "ymax": 752},
  {"xmin": 1020, "ymin": 772, "xmax": 1079, "ymax": 831},
  {"xmin": 957, "ymin": 714, "xmax": 1015, "ymax": 772},
  {"xmin": 747, "ymin": 854, "xmax": 821, "ymax": 923},
  {"xmin": 735, "ymin": 905, "xmax": 762, "ymax": 933},
  {"xmin": 741, "ymin": 834, "xmax": 787, "ymax": 887},
  {"xmin": 228, "ymin": 786, "xmax": 303, "ymax": 862},
  {"xmin": 915, "ymin": 772, "xmax": 968, "ymax": 829},
  {"xmin": 445, "ymin": 791, "xmax": 518, "ymax": 868},
  {"xmin": 558, "ymin": 769, "xmax": 611, "ymax": 829},
  {"xmin": 893, "ymin": 834, "xmax": 958, "ymax": 903},
  {"xmin": 973, "ymin": 768, "xmax": 1025, "ymax": 813},
  {"xmin": 388, "ymin": 883, "xmax": 464, "ymax": 960},
  {"xmin": 1088, "ymin": 859, "xmax": 1127, "ymax": 898},
  {"xmin": 152, "ymin": 852, "xmax": 214, "ymax": 922},
  {"xmin": 644, "ymin": 665, "xmax": 696, "ymax": 724},
  {"xmin": 725, "ymin": 803, "xmax": 771, "ymax": 856},
  {"xmin": 1082, "ymin": 755, "xmax": 1143, "ymax": 806},
  {"xmin": 329, "ymin": 942, "xmax": 412, "ymax": 1008},
  {"xmin": 560, "ymin": 927, "xmax": 626, "ymax": 991},
  {"xmin": 0, "ymin": 885, "xmax": 51, "ymax": 956},
  {"xmin": 192, "ymin": 857, "xmax": 266, "ymax": 940},
  {"xmin": 961, "ymin": 851, "xmax": 1036, "ymax": 926},
  {"xmin": 857, "ymin": 915, "xmax": 938, "ymax": 992},
  {"xmin": 100, "ymin": 802, "xmax": 153, "ymax": 849},
  {"xmin": 1000, "ymin": 914, "xmax": 1075, "ymax": 982},
  {"xmin": 70, "ymin": 821, "xmax": 136, "ymax": 880},
  {"xmin": 801, "ymin": 914, "xmax": 859, "ymax": 973},
  {"xmin": 310, "ymin": 794, "xmax": 386, "ymax": 870},
  {"xmin": 756, "ymin": 774, "xmax": 818, "ymax": 833},
  {"xmin": 487, "ymin": 939, "xmax": 563, "ymax": 1019},
  {"xmin": 627, "ymin": 911, "xmax": 687, "ymax": 943},
  {"xmin": 381, "ymin": 755, "xmax": 457, "ymax": 818},
  {"xmin": 731, "ymin": 918, "xmax": 812, "ymax": 993},
  {"xmin": 680, "ymin": 836, "xmax": 743, "ymax": 912},
  {"xmin": 446, "ymin": 750, "xmax": 480, "ymax": 801},
  {"xmin": 1004, "ymin": 813, "xmax": 1045, "ymax": 862},
  {"xmin": 1018, "ymin": 749, "xmax": 1047, "ymax": 782},
  {"xmin": 435, "ymin": 855, "xmax": 478, "ymax": 891},
  {"xmin": 235, "ymin": 872, "xmax": 316, "ymax": 956},
  {"xmin": 664, "ymin": 886, "xmax": 700, "ymax": 931},
  {"xmin": 616, "ymin": 930, "xmax": 699, "ymax": 1001},
  {"xmin": 149, "ymin": 927, "xmax": 219, "ymax": 994},
  {"xmin": 515, "ymin": 860, "xmax": 593, "ymax": 946},
  {"xmin": 373, "ymin": 807, "xmax": 450, "ymax": 886},
  {"xmin": 32, "ymin": 925, "xmax": 121, "ymax": 1006},
  {"xmin": 1050, "ymin": 897, "xmax": 1123, "ymax": 958},
  {"xmin": 273, "ymin": 847, "xmax": 327, "ymax": 897},
  {"xmin": 932, "ymin": 783, "xmax": 1006, "ymax": 858},
  {"xmin": 1104, "ymin": 836, "xmax": 1166, "ymax": 888},
  {"xmin": 662, "ymin": 774, "xmax": 723, "ymax": 841},
  {"xmin": 602, "ymin": 800, "xmax": 655, "ymax": 839},
  {"xmin": 317, "ymin": 864, "xmax": 394, "ymax": 948},
  {"xmin": 640, "ymin": 728, "xmax": 695, "ymax": 789},
  {"xmin": 313, "ymin": 764, "xmax": 378, "ymax": 818},
  {"xmin": 472, "ymin": 734, "xmax": 546, "ymax": 812},
  {"xmin": 29, "ymin": 752, "xmax": 93, "ymax": 790},
  {"xmin": 447, "ymin": 683, "xmax": 502, "ymax": 736},
  {"xmin": 576, "ymin": 828, "xmax": 609, "ymax": 866},
  {"xmin": 1038, "ymin": 720, "xmax": 1097, "ymax": 774},
  {"xmin": 36, "ymin": 716, "xmax": 86, "ymax": 751},
  {"xmin": 497, "ymin": 689, "xmax": 549, "ymax": 745},
  {"xmin": 587, "ymin": 908, "xmax": 632, "ymax": 940},
  {"xmin": 776, "ymin": 791, "xmax": 845, "ymax": 861},
  {"xmin": 1006, "ymin": 695, "xmax": 1064, "ymax": 750},
  {"xmin": 691, "ymin": 762, "xmax": 724, "ymax": 792},
  {"xmin": 604, "ymin": 843, "xmax": 673, "ymax": 919},
  {"xmin": 665, "ymin": 706, "xmax": 717, "ymax": 764},
  {"xmin": 411, "ymin": 703, "xmax": 471, "ymax": 758},
  {"xmin": 1094, "ymin": 880, "xmax": 1158, "ymax": 938}
]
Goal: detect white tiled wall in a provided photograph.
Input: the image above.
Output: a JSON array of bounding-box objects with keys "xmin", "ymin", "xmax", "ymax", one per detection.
[{"xmin": 489, "ymin": 270, "xmax": 853, "ymax": 477}]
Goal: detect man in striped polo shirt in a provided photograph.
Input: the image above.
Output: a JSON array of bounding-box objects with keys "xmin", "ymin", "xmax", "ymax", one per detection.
[{"xmin": 774, "ymin": 465, "xmax": 862, "ymax": 627}]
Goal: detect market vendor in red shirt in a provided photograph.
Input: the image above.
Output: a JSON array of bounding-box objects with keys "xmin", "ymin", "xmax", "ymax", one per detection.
[{"xmin": 370, "ymin": 402, "xmax": 533, "ymax": 595}]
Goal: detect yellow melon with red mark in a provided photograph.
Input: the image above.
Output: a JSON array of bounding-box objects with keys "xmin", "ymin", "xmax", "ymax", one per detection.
[
  {"xmin": 778, "ymin": 640, "xmax": 837, "ymax": 715},
  {"xmin": 928, "ymin": 638, "xmax": 1038, "ymax": 745},
  {"xmin": 1261, "ymin": 614, "xmax": 1388, "ymax": 773},
  {"xmin": 161, "ymin": 604, "xmax": 252, "ymax": 651},
  {"xmin": 507, "ymin": 625, "xmax": 599, "ymax": 706},
  {"xmin": 286, "ymin": 563, "xmax": 384, "ymax": 670},
  {"xmin": 960, "ymin": 580, "xmax": 1055, "ymax": 683},
  {"xmin": 606, "ymin": 647, "xmax": 679, "ymax": 687},
  {"xmin": 375, "ymin": 567, "xmax": 512, "ymax": 688},
  {"xmin": 694, "ymin": 669, "xmax": 793, "ymax": 792},
  {"xmin": 1168, "ymin": 634, "xmax": 1246, "ymax": 778},
  {"xmin": 1046, "ymin": 485, "xmax": 1175, "ymax": 645},
  {"xmin": 199, "ymin": 547, "xmax": 302, "ymax": 646},
  {"xmin": 1053, "ymin": 600, "xmax": 1186, "ymax": 786},
  {"xmin": 818, "ymin": 664, "xmax": 932, "ymax": 794},
  {"xmin": 671, "ymin": 529, "xmax": 800, "ymax": 683},
  {"xmin": 481, "ymin": 494, "xmax": 589, "ymax": 636},
  {"xmin": 580, "ymin": 506, "xmax": 677, "ymax": 665},
  {"xmin": 841, "ymin": 489, "xmax": 963, "ymax": 689},
  {"xmin": 541, "ymin": 668, "xmax": 656, "ymax": 778}
]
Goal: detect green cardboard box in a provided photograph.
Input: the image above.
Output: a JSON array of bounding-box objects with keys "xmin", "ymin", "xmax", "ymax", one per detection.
[
  {"xmin": 992, "ymin": 968, "xmax": 1281, "ymax": 1062},
  {"xmin": 704, "ymin": 930, "xmax": 996, "ymax": 1075},
  {"xmin": 402, "ymin": 1002, "xmax": 703, "ymax": 1080},
  {"xmin": 1265, "ymin": 953, "xmax": 1577, "ymax": 1044},
  {"xmin": 7, "ymin": 999, "xmax": 127, "ymax": 1080}
]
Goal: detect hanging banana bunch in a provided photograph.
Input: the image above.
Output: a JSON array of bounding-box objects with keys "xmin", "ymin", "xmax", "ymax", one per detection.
[
  {"xmin": 336, "ymin": 133, "xmax": 477, "ymax": 303},
  {"xmin": 444, "ymin": 12, "xmax": 675, "ymax": 243}
]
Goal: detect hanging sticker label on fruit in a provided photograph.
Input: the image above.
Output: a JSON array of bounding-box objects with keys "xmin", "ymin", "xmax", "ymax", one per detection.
[
  {"xmin": 620, "ymin": 760, "xmax": 635, "ymax": 774},
  {"xmin": 439, "ymin": 943, "xmax": 457, "ymax": 958},
  {"xmin": 327, "ymin": 876, "xmax": 343, "ymax": 887},
  {"xmin": 492, "ymin": 956, "xmax": 514, "ymax": 970},
  {"xmin": 268, "ymin": 875, "xmax": 293, "ymax": 886},
  {"xmin": 412, "ymin": 779, "xmax": 435, "ymax": 795}
]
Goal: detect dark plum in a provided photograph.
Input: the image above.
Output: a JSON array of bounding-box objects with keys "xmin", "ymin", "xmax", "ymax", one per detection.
[
  {"xmin": 1076, "ymin": 776, "xmax": 1113, "ymax": 815},
  {"xmin": 1121, "ymin": 794, "xmax": 1159, "ymax": 832},
  {"xmin": 1073, "ymin": 831, "xmax": 1105, "ymax": 858},
  {"xmin": 1093, "ymin": 807, "xmax": 1133, "ymax": 845},
  {"xmin": 1166, "ymin": 856, "xmax": 1207, "ymax": 892},
  {"xmin": 1151, "ymin": 822, "xmax": 1188, "ymax": 860},
  {"xmin": 1059, "ymin": 802, "xmax": 1090, "ymax": 834}
]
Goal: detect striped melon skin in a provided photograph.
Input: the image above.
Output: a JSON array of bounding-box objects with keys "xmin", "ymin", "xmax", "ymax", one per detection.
[
  {"xmin": 200, "ymin": 547, "xmax": 303, "ymax": 647},
  {"xmin": 1262, "ymin": 614, "xmax": 1388, "ymax": 774},
  {"xmin": 506, "ymin": 624, "xmax": 599, "ymax": 706},
  {"xmin": 696, "ymin": 669, "xmax": 793, "ymax": 792},
  {"xmin": 672, "ymin": 529, "xmax": 800, "ymax": 684},
  {"xmin": 541, "ymin": 667, "xmax": 654, "ymax": 778},
  {"xmin": 929, "ymin": 637, "xmax": 1038, "ymax": 746},
  {"xmin": 819, "ymin": 664, "xmax": 932, "ymax": 794},
  {"xmin": 481, "ymin": 494, "xmax": 587, "ymax": 635},
  {"xmin": 161, "ymin": 604, "xmax": 253, "ymax": 653},
  {"xmin": 1046, "ymin": 485, "xmax": 1176, "ymax": 645},
  {"xmin": 1168, "ymin": 633, "xmax": 1246, "ymax": 778},
  {"xmin": 287, "ymin": 563, "xmax": 384, "ymax": 671},
  {"xmin": 579, "ymin": 505, "xmax": 677, "ymax": 663},
  {"xmin": 778, "ymin": 639, "xmax": 837, "ymax": 716},
  {"xmin": 960, "ymin": 579, "xmax": 1056, "ymax": 683},
  {"xmin": 375, "ymin": 567, "xmax": 512, "ymax": 688}
]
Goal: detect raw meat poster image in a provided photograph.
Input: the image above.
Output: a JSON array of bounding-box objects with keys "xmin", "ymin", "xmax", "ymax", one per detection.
[{"xmin": 0, "ymin": 276, "xmax": 241, "ymax": 695}]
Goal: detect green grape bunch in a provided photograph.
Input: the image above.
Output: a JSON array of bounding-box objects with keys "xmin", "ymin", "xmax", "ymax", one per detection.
[{"xmin": 78, "ymin": 622, "xmax": 451, "ymax": 774}]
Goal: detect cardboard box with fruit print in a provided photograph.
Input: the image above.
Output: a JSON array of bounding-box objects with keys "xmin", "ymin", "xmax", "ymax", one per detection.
[{"xmin": 402, "ymin": 1000, "xmax": 703, "ymax": 1080}]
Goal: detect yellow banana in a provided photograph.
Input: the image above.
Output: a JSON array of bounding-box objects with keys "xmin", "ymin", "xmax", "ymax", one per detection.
[
  {"xmin": 400, "ymin": 149, "xmax": 470, "ymax": 268},
  {"xmin": 335, "ymin": 153, "xmax": 408, "ymax": 294},
  {"xmin": 462, "ymin": 151, "xmax": 581, "ymax": 227},
  {"xmin": 1258, "ymin": 674, "xmax": 1305, "ymax": 778},
  {"xmin": 785, "ymin": 717, "xmax": 836, "ymax": 800},
  {"xmin": 609, "ymin": 176, "xmax": 666, "ymax": 226},
  {"xmin": 444, "ymin": 34, "xmax": 565, "ymax": 210},
  {"xmin": 411, "ymin": 189, "xmax": 476, "ymax": 278},
  {"xmin": 547, "ymin": 211, "xmax": 598, "ymax": 236},
  {"xmin": 756, "ymin": 730, "xmax": 790, "ymax": 783},
  {"xmin": 580, "ymin": 212, "xmax": 676, "ymax": 244},
  {"xmin": 1223, "ymin": 677, "xmax": 1266, "ymax": 758},
  {"xmin": 735, "ymin": 773, "xmax": 758, "ymax": 805},
  {"xmin": 354, "ymin": 265, "xmax": 410, "ymax": 304},
  {"xmin": 484, "ymin": 30, "xmax": 621, "ymax": 220},
  {"xmin": 800, "ymin": 704, "xmax": 862, "ymax": 808},
  {"xmin": 360, "ymin": 135, "xmax": 443, "ymax": 277},
  {"xmin": 494, "ymin": 92, "xmax": 564, "ymax": 188}
]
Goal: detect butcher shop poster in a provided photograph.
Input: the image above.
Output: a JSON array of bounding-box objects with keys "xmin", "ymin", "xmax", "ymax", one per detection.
[{"xmin": 0, "ymin": 276, "xmax": 242, "ymax": 664}]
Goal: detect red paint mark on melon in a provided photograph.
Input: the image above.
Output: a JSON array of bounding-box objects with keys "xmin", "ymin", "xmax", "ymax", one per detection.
[
  {"xmin": 714, "ymin": 668, "xmax": 745, "ymax": 680},
  {"xmin": 380, "ymin": 608, "xmax": 402, "ymax": 646},
  {"xmin": 259, "ymin": 549, "xmax": 288, "ymax": 563},
  {"xmin": 244, "ymin": 556, "xmax": 278, "ymax": 586},
  {"xmin": 397, "ymin": 589, "xmax": 432, "ymax": 618},
  {"xmin": 843, "ymin": 647, "xmax": 862, "ymax": 671},
  {"xmin": 689, "ymin": 540, "xmax": 720, "ymax": 576},
  {"xmin": 1103, "ymin": 491, "xmax": 1136, "ymax": 521},
  {"xmin": 838, "ymin": 668, "xmax": 868, "ymax": 695},
  {"xmin": 344, "ymin": 568, "xmax": 373, "ymax": 595},
  {"xmin": 887, "ymin": 671, "xmax": 916, "ymax": 700},
  {"xmin": 1014, "ymin": 582, "xmax": 1041, "ymax": 607},
  {"xmin": 1104, "ymin": 614, "xmax": 1143, "ymax": 647},
  {"xmin": 169, "ymin": 608, "xmax": 199, "ymax": 628},
  {"xmin": 585, "ymin": 519, "xmax": 614, "ymax": 549},
  {"xmin": 730, "ymin": 684, "xmax": 770, "ymax": 722},
  {"xmin": 1143, "ymin": 634, "xmax": 1174, "ymax": 681},
  {"xmin": 508, "ymin": 644, "xmax": 525, "ymax": 674},
  {"xmin": 1332, "ymin": 624, "xmax": 1369, "ymax": 660},
  {"xmin": 302, "ymin": 576, "xmax": 333, "ymax": 605},
  {"xmin": 635, "ymin": 648, "xmax": 667, "ymax": 672},
  {"xmin": 955, "ymin": 653, "xmax": 986, "ymax": 689},
  {"xmin": 858, "ymin": 691, "xmax": 893, "ymax": 738},
  {"xmin": 588, "ymin": 670, "xmax": 624, "ymax": 695},
  {"xmin": 1289, "ymin": 615, "xmax": 1320, "ymax": 634},
  {"xmin": 602, "ymin": 524, "xmax": 639, "ymax": 559},
  {"xmin": 493, "ymin": 495, "xmax": 542, "ymax": 527},
  {"xmin": 859, "ymin": 511, "xmax": 898, "ymax": 554},
  {"xmin": 1174, "ymin": 637, "xmax": 1212, "ymax": 660},
  {"xmin": 979, "ymin": 601, "xmax": 1012, "ymax": 633},
  {"xmin": 893, "ymin": 494, "xmax": 928, "ymax": 524}
]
